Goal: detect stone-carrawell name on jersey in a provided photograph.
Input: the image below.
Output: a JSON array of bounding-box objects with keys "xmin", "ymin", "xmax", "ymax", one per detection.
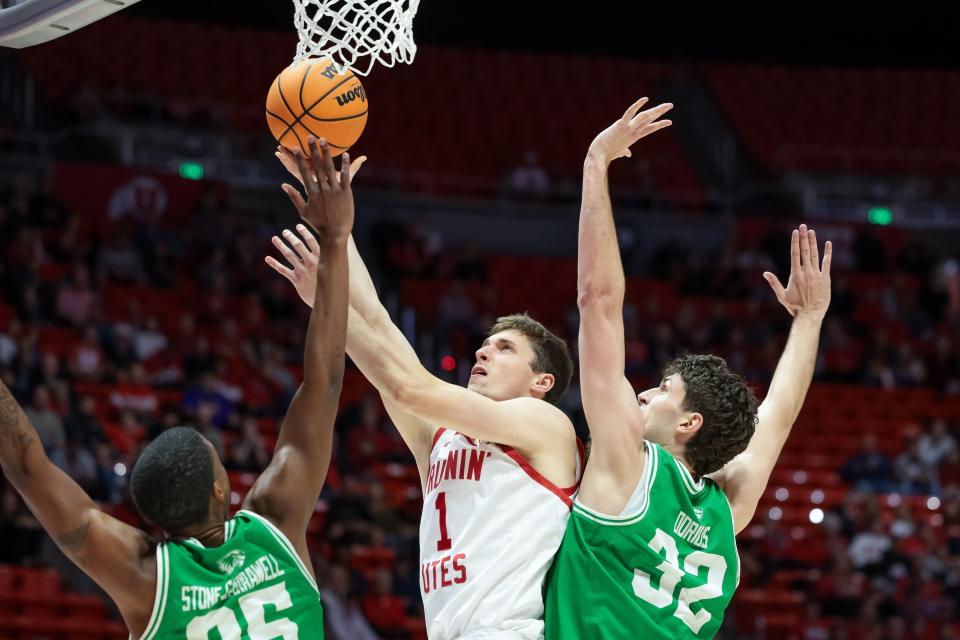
[
  {"xmin": 673, "ymin": 511, "xmax": 710, "ymax": 549},
  {"xmin": 181, "ymin": 554, "xmax": 286, "ymax": 612}
]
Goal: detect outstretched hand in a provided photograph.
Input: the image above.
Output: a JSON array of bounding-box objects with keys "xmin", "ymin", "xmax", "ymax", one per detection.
[
  {"xmin": 764, "ymin": 224, "xmax": 832, "ymax": 320},
  {"xmin": 276, "ymin": 145, "xmax": 367, "ymax": 189},
  {"xmin": 265, "ymin": 224, "xmax": 319, "ymax": 308},
  {"xmin": 280, "ymin": 136, "xmax": 356, "ymax": 243},
  {"xmin": 588, "ymin": 97, "xmax": 673, "ymax": 165}
]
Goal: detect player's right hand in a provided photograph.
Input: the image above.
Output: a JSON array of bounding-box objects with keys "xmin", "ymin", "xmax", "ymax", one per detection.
[
  {"xmin": 587, "ymin": 98, "xmax": 673, "ymax": 165},
  {"xmin": 282, "ymin": 136, "xmax": 355, "ymax": 243},
  {"xmin": 265, "ymin": 224, "xmax": 319, "ymax": 308}
]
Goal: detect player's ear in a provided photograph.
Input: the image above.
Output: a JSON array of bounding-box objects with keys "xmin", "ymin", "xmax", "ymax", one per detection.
[
  {"xmin": 532, "ymin": 372, "xmax": 555, "ymax": 398},
  {"xmin": 212, "ymin": 480, "xmax": 227, "ymax": 503},
  {"xmin": 679, "ymin": 412, "xmax": 703, "ymax": 436}
]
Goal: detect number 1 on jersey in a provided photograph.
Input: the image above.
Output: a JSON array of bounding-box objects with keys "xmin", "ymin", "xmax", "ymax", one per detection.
[{"xmin": 435, "ymin": 492, "xmax": 452, "ymax": 551}]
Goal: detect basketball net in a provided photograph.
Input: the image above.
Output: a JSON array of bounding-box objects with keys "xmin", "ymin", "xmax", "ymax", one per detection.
[{"xmin": 292, "ymin": 0, "xmax": 420, "ymax": 76}]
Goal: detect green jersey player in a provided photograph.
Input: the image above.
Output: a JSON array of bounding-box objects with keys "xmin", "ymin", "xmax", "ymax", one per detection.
[
  {"xmin": 0, "ymin": 137, "xmax": 355, "ymax": 639},
  {"xmin": 544, "ymin": 100, "xmax": 833, "ymax": 639}
]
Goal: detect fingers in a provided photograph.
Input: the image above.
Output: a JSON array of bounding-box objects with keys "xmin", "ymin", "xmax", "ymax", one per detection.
[
  {"xmin": 308, "ymin": 136, "xmax": 338, "ymax": 187},
  {"xmin": 623, "ymin": 97, "xmax": 649, "ymax": 121},
  {"xmin": 763, "ymin": 272, "xmax": 796, "ymax": 316},
  {"xmin": 282, "ymin": 228, "xmax": 310, "ymax": 261},
  {"xmin": 296, "ymin": 223, "xmax": 319, "ymax": 256},
  {"xmin": 340, "ymin": 152, "xmax": 351, "ymax": 189},
  {"xmin": 349, "ymin": 155, "xmax": 368, "ymax": 184},
  {"xmin": 799, "ymin": 223, "xmax": 811, "ymax": 268},
  {"xmin": 822, "ymin": 240, "xmax": 833, "ymax": 276},
  {"xmin": 282, "ymin": 183, "xmax": 307, "ymax": 215},
  {"xmin": 306, "ymin": 137, "xmax": 327, "ymax": 188},
  {"xmin": 809, "ymin": 228, "xmax": 820, "ymax": 270},
  {"xmin": 264, "ymin": 255, "xmax": 295, "ymax": 281},
  {"xmin": 272, "ymin": 234, "xmax": 303, "ymax": 264},
  {"xmin": 294, "ymin": 149, "xmax": 318, "ymax": 195},
  {"xmin": 632, "ymin": 102, "xmax": 673, "ymax": 127},
  {"xmin": 635, "ymin": 119, "xmax": 673, "ymax": 140},
  {"xmin": 763, "ymin": 271, "xmax": 786, "ymax": 298},
  {"xmin": 790, "ymin": 228, "xmax": 801, "ymax": 272}
]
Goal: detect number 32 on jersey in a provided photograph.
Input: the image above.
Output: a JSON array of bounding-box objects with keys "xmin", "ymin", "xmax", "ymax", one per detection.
[{"xmin": 632, "ymin": 528, "xmax": 727, "ymax": 634}]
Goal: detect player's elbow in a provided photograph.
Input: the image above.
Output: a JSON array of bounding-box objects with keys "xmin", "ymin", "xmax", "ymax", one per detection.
[
  {"xmin": 576, "ymin": 286, "xmax": 622, "ymax": 312},
  {"xmin": 387, "ymin": 375, "xmax": 432, "ymax": 415}
]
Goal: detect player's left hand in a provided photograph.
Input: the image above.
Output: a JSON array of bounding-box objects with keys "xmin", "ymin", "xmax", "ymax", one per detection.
[
  {"xmin": 764, "ymin": 224, "xmax": 832, "ymax": 320},
  {"xmin": 265, "ymin": 224, "xmax": 319, "ymax": 308},
  {"xmin": 587, "ymin": 98, "xmax": 673, "ymax": 165},
  {"xmin": 282, "ymin": 136, "xmax": 355, "ymax": 243}
]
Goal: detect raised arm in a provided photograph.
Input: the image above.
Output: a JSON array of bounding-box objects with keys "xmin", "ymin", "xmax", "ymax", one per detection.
[
  {"xmin": 577, "ymin": 99, "xmax": 673, "ymax": 483},
  {"xmin": 714, "ymin": 225, "xmax": 832, "ymax": 533},
  {"xmin": 345, "ymin": 305, "xmax": 573, "ymax": 457},
  {"xmin": 245, "ymin": 137, "xmax": 351, "ymax": 557},
  {"xmin": 267, "ymin": 150, "xmax": 439, "ymax": 478},
  {"xmin": 0, "ymin": 381, "xmax": 155, "ymax": 624}
]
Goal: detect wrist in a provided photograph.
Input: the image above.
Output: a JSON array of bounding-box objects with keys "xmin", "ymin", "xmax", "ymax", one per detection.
[
  {"xmin": 316, "ymin": 231, "xmax": 351, "ymax": 246},
  {"xmin": 584, "ymin": 151, "xmax": 611, "ymax": 170},
  {"xmin": 793, "ymin": 310, "xmax": 826, "ymax": 327}
]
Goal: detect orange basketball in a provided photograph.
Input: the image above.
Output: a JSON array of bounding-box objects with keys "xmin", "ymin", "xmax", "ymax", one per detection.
[{"xmin": 265, "ymin": 59, "xmax": 368, "ymax": 157}]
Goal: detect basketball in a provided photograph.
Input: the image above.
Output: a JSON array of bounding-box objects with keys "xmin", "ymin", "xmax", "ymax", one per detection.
[{"xmin": 265, "ymin": 59, "xmax": 368, "ymax": 157}]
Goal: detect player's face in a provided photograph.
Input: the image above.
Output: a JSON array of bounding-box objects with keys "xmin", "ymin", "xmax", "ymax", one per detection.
[
  {"xmin": 468, "ymin": 330, "xmax": 545, "ymax": 401},
  {"xmin": 637, "ymin": 374, "xmax": 688, "ymax": 445}
]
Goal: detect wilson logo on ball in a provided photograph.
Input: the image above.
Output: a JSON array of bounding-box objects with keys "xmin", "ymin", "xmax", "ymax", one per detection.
[{"xmin": 335, "ymin": 86, "xmax": 367, "ymax": 107}]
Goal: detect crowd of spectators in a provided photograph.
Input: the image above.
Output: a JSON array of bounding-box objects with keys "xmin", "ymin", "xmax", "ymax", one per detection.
[{"xmin": 1, "ymin": 173, "xmax": 959, "ymax": 638}]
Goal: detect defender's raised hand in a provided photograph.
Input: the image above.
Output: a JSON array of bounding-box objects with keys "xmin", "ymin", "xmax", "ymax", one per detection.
[
  {"xmin": 281, "ymin": 136, "xmax": 356, "ymax": 242},
  {"xmin": 764, "ymin": 224, "xmax": 832, "ymax": 319},
  {"xmin": 587, "ymin": 97, "xmax": 673, "ymax": 165}
]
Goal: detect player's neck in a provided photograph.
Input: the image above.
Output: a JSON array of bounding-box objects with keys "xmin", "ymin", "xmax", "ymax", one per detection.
[
  {"xmin": 170, "ymin": 519, "xmax": 228, "ymax": 547},
  {"xmin": 665, "ymin": 444, "xmax": 697, "ymax": 478}
]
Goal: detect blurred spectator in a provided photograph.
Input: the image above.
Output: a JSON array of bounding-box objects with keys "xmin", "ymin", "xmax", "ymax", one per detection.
[
  {"xmin": 918, "ymin": 419, "xmax": 957, "ymax": 468},
  {"xmin": 894, "ymin": 437, "xmax": 938, "ymax": 495},
  {"xmin": 0, "ymin": 488, "xmax": 43, "ymax": 563},
  {"xmin": 51, "ymin": 436, "xmax": 100, "ymax": 495},
  {"xmin": 0, "ymin": 318, "xmax": 19, "ymax": 365},
  {"xmin": 320, "ymin": 564, "xmax": 380, "ymax": 640},
  {"xmin": 55, "ymin": 263, "xmax": 97, "ymax": 326},
  {"xmin": 840, "ymin": 434, "xmax": 894, "ymax": 493},
  {"xmin": 133, "ymin": 316, "xmax": 169, "ymax": 361},
  {"xmin": 98, "ymin": 232, "xmax": 145, "ymax": 283},
  {"xmin": 70, "ymin": 325, "xmax": 106, "ymax": 381},
  {"xmin": 23, "ymin": 384, "xmax": 65, "ymax": 456},
  {"xmin": 848, "ymin": 517, "xmax": 892, "ymax": 575},
  {"xmin": 228, "ymin": 416, "xmax": 270, "ymax": 472},
  {"xmin": 505, "ymin": 150, "xmax": 550, "ymax": 200},
  {"xmin": 63, "ymin": 395, "xmax": 107, "ymax": 446},
  {"xmin": 182, "ymin": 371, "xmax": 235, "ymax": 428}
]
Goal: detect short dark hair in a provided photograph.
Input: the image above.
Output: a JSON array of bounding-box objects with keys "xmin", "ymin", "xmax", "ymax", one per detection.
[
  {"xmin": 665, "ymin": 355, "xmax": 758, "ymax": 479},
  {"xmin": 488, "ymin": 313, "xmax": 573, "ymax": 405},
  {"xmin": 130, "ymin": 427, "xmax": 214, "ymax": 532}
]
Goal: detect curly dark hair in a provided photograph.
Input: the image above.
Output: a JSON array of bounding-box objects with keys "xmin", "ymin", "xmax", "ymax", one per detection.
[
  {"xmin": 488, "ymin": 313, "xmax": 574, "ymax": 405},
  {"xmin": 130, "ymin": 427, "xmax": 215, "ymax": 532},
  {"xmin": 665, "ymin": 354, "xmax": 758, "ymax": 479}
]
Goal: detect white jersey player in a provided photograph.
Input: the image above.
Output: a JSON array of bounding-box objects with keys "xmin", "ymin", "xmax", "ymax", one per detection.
[
  {"xmin": 420, "ymin": 429, "xmax": 583, "ymax": 639},
  {"xmin": 268, "ymin": 147, "xmax": 581, "ymax": 639}
]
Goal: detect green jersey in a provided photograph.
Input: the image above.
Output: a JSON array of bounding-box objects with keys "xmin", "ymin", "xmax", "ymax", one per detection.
[
  {"xmin": 139, "ymin": 510, "xmax": 324, "ymax": 640},
  {"xmin": 545, "ymin": 441, "xmax": 739, "ymax": 640}
]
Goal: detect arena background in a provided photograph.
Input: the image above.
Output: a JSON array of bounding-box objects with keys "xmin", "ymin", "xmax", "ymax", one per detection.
[{"xmin": 0, "ymin": 1, "xmax": 959, "ymax": 638}]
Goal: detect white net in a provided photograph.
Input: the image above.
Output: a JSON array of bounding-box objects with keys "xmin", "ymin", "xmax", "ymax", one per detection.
[{"xmin": 292, "ymin": 0, "xmax": 420, "ymax": 76}]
